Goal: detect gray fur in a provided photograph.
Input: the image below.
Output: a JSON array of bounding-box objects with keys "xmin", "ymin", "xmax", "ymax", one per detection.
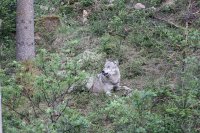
[{"xmin": 86, "ymin": 60, "xmax": 120, "ymax": 95}]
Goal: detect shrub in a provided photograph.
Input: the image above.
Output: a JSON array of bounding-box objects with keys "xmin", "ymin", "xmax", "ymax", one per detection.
[
  {"xmin": 80, "ymin": 0, "xmax": 94, "ymax": 7},
  {"xmin": 1, "ymin": 49, "xmax": 88, "ymax": 132},
  {"xmin": 88, "ymin": 90, "xmax": 165, "ymax": 133},
  {"xmin": 87, "ymin": 56, "xmax": 200, "ymax": 132},
  {"xmin": 90, "ymin": 21, "xmax": 108, "ymax": 36},
  {"xmin": 0, "ymin": 0, "xmax": 16, "ymax": 36},
  {"xmin": 123, "ymin": 60, "xmax": 145, "ymax": 79}
]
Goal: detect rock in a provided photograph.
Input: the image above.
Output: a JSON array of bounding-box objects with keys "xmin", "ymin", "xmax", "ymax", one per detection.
[
  {"xmin": 150, "ymin": 6, "xmax": 156, "ymax": 11},
  {"xmin": 82, "ymin": 10, "xmax": 89, "ymax": 24},
  {"xmin": 108, "ymin": 0, "xmax": 114, "ymax": 4},
  {"xmin": 40, "ymin": 5, "xmax": 49, "ymax": 11},
  {"xmin": 34, "ymin": 32, "xmax": 41, "ymax": 41},
  {"xmin": 164, "ymin": 0, "xmax": 175, "ymax": 6},
  {"xmin": 83, "ymin": 10, "xmax": 89, "ymax": 18},
  {"xmin": 134, "ymin": 3, "xmax": 145, "ymax": 10}
]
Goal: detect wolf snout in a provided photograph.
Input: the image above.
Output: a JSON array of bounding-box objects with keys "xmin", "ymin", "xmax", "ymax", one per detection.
[{"xmin": 102, "ymin": 70, "xmax": 108, "ymax": 76}]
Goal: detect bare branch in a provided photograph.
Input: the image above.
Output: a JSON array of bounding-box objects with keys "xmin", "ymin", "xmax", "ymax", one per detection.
[
  {"xmin": 2, "ymin": 102, "xmax": 30, "ymax": 123},
  {"xmin": 153, "ymin": 15, "xmax": 185, "ymax": 30}
]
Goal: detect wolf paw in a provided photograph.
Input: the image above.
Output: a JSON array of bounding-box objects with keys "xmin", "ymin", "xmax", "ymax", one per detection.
[{"xmin": 106, "ymin": 91, "xmax": 112, "ymax": 96}]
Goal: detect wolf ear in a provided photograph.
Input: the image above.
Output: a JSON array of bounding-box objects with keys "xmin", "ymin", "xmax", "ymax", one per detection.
[
  {"xmin": 106, "ymin": 59, "xmax": 109, "ymax": 62},
  {"xmin": 114, "ymin": 60, "xmax": 119, "ymax": 65}
]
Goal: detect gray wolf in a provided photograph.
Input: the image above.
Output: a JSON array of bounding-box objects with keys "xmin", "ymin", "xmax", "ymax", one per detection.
[
  {"xmin": 86, "ymin": 59, "xmax": 121, "ymax": 95},
  {"xmin": 68, "ymin": 59, "xmax": 131, "ymax": 95}
]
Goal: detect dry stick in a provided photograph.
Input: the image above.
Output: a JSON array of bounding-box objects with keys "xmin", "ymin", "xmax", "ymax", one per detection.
[
  {"xmin": 180, "ymin": 3, "xmax": 191, "ymax": 128},
  {"xmin": 55, "ymin": 76, "xmax": 82, "ymax": 103},
  {"xmin": 54, "ymin": 87, "xmax": 69, "ymax": 104},
  {"xmin": 39, "ymin": 60, "xmax": 60, "ymax": 123},
  {"xmin": 54, "ymin": 100, "xmax": 69, "ymax": 122},
  {"xmin": 182, "ymin": 21, "xmax": 188, "ymax": 72},
  {"xmin": 40, "ymin": 84, "xmax": 55, "ymax": 122},
  {"xmin": 52, "ymin": 70, "xmax": 61, "ymax": 100},
  {"xmin": 153, "ymin": 15, "xmax": 185, "ymax": 30},
  {"xmin": 40, "ymin": 60, "xmax": 51, "ymax": 107},
  {"xmin": 51, "ymin": 86, "xmax": 56, "ymax": 123},
  {"xmin": 182, "ymin": 0, "xmax": 192, "ymax": 72},
  {"xmin": 26, "ymin": 94, "xmax": 46, "ymax": 116},
  {"xmin": 151, "ymin": 2, "xmax": 185, "ymax": 31},
  {"xmin": 46, "ymin": 68, "xmax": 63, "ymax": 123},
  {"xmin": 40, "ymin": 85, "xmax": 51, "ymax": 107},
  {"xmin": 2, "ymin": 102, "xmax": 30, "ymax": 122},
  {"xmin": 26, "ymin": 95, "xmax": 38, "ymax": 117}
]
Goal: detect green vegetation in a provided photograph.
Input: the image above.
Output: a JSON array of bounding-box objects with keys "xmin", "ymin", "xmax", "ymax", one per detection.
[{"xmin": 1, "ymin": 0, "xmax": 200, "ymax": 132}]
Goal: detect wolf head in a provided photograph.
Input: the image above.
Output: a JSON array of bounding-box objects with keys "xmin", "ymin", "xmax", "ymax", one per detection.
[{"xmin": 102, "ymin": 60, "xmax": 119, "ymax": 78}]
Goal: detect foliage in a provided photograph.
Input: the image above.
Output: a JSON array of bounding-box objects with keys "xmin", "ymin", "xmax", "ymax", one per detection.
[
  {"xmin": 87, "ymin": 57, "xmax": 200, "ymax": 132},
  {"xmin": 0, "ymin": 0, "xmax": 16, "ymax": 36},
  {"xmin": 59, "ymin": 4, "xmax": 77, "ymax": 17},
  {"xmin": 88, "ymin": 90, "xmax": 165, "ymax": 133},
  {"xmin": 135, "ymin": 0, "xmax": 162, "ymax": 7},
  {"xmin": 0, "ymin": 36, "xmax": 15, "ymax": 66},
  {"xmin": 123, "ymin": 59, "xmax": 145, "ymax": 78},
  {"xmin": 1, "ymin": 49, "xmax": 88, "ymax": 132},
  {"xmin": 90, "ymin": 21, "xmax": 108, "ymax": 36},
  {"xmin": 99, "ymin": 34, "xmax": 120, "ymax": 56},
  {"xmin": 34, "ymin": 0, "xmax": 62, "ymax": 17},
  {"xmin": 80, "ymin": 0, "xmax": 94, "ymax": 7}
]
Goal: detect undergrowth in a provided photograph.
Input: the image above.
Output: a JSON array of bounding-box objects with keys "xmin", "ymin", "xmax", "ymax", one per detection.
[{"xmin": 1, "ymin": 0, "xmax": 200, "ymax": 132}]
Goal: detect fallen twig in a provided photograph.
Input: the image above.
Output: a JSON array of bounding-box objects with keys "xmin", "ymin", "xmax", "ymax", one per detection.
[{"xmin": 153, "ymin": 15, "xmax": 185, "ymax": 30}]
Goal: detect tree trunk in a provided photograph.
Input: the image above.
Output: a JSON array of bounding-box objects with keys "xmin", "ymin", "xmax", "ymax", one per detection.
[
  {"xmin": 0, "ymin": 82, "xmax": 2, "ymax": 133},
  {"xmin": 16, "ymin": 0, "xmax": 35, "ymax": 61}
]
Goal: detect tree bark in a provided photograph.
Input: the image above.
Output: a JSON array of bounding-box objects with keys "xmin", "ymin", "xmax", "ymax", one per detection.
[
  {"xmin": 0, "ymin": 82, "xmax": 2, "ymax": 133},
  {"xmin": 16, "ymin": 0, "xmax": 35, "ymax": 61}
]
